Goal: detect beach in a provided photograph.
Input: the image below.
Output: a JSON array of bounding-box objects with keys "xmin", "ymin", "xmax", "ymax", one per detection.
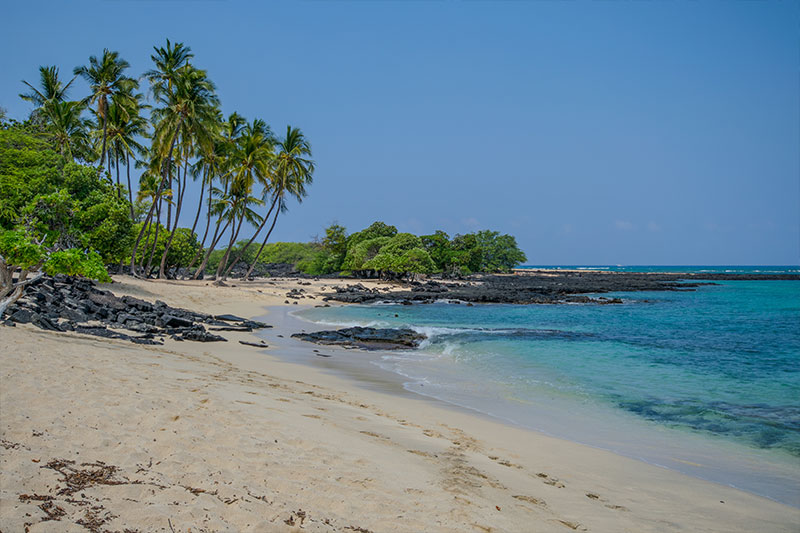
[{"xmin": 1, "ymin": 276, "xmax": 798, "ymax": 532}]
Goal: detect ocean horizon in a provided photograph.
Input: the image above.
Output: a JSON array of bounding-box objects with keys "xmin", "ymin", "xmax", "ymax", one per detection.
[{"xmin": 294, "ymin": 269, "xmax": 800, "ymax": 507}]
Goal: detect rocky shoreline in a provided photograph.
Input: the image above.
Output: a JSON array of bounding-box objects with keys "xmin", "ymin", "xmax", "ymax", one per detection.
[
  {"xmin": 2, "ymin": 275, "xmax": 270, "ymax": 344},
  {"xmin": 322, "ymin": 270, "xmax": 800, "ymax": 305}
]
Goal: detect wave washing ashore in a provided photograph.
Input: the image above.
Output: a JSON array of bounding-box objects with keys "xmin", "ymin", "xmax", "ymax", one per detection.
[{"xmin": 293, "ymin": 270, "xmax": 800, "ymax": 507}]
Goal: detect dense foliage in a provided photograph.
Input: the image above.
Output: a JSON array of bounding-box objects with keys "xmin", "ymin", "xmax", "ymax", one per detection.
[{"xmin": 0, "ymin": 125, "xmax": 127, "ymax": 284}]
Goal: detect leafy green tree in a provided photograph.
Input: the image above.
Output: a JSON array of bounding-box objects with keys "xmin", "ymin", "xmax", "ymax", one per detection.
[
  {"xmin": 450, "ymin": 233, "xmax": 483, "ymax": 274},
  {"xmin": 129, "ymin": 222, "xmax": 199, "ymax": 276},
  {"xmin": 474, "ymin": 230, "xmax": 527, "ymax": 272},
  {"xmin": 342, "ymin": 236, "xmax": 391, "ymax": 273},
  {"xmin": 1, "ymin": 228, "xmax": 111, "ymax": 316},
  {"xmin": 342, "ymin": 221, "xmax": 397, "ymax": 271}
]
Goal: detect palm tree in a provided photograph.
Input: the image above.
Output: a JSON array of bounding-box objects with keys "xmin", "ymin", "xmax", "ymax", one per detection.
[
  {"xmin": 155, "ymin": 69, "xmax": 220, "ymax": 278},
  {"xmin": 129, "ymin": 64, "xmax": 218, "ymax": 277},
  {"xmin": 20, "ymin": 66, "xmax": 76, "ymax": 117},
  {"xmin": 245, "ymin": 126, "xmax": 314, "ymax": 279},
  {"xmin": 214, "ymin": 189, "xmax": 264, "ymax": 279},
  {"xmin": 187, "ymin": 112, "xmax": 244, "ymax": 277},
  {"xmin": 218, "ymin": 119, "xmax": 276, "ymax": 280},
  {"xmin": 144, "ymin": 40, "xmax": 194, "ymax": 101},
  {"xmin": 107, "ymin": 94, "xmax": 148, "ymax": 210},
  {"xmin": 41, "ymin": 100, "xmax": 91, "ymax": 161},
  {"xmin": 73, "ymin": 49, "xmax": 137, "ymax": 169}
]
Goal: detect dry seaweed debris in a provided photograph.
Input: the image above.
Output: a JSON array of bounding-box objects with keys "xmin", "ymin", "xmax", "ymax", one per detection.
[{"xmin": 44, "ymin": 459, "xmax": 134, "ymax": 495}]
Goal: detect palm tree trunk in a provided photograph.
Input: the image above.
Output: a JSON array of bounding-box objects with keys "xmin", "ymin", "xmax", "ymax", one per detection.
[
  {"xmin": 189, "ymin": 167, "xmax": 207, "ymax": 237},
  {"xmin": 192, "ymin": 217, "xmax": 232, "ymax": 280},
  {"xmin": 128, "ymin": 118, "xmax": 184, "ymax": 276},
  {"xmin": 221, "ymin": 194, "xmax": 279, "ymax": 280},
  {"xmin": 126, "ymin": 152, "xmax": 134, "ymax": 220},
  {"xmin": 184, "ymin": 176, "xmax": 214, "ymax": 276},
  {"xmin": 138, "ymin": 215, "xmax": 153, "ymax": 270},
  {"xmin": 144, "ymin": 200, "xmax": 161, "ymax": 277},
  {"xmin": 245, "ymin": 206, "xmax": 281, "ymax": 280},
  {"xmin": 158, "ymin": 153, "xmax": 190, "ymax": 278},
  {"xmin": 99, "ymin": 105, "xmax": 108, "ymax": 168},
  {"xmin": 215, "ymin": 211, "xmax": 243, "ymax": 279},
  {"xmin": 115, "ymin": 152, "xmax": 121, "ymax": 199}
]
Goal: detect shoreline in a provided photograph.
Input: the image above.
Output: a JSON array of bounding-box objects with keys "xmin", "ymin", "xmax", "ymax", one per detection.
[
  {"xmin": 271, "ymin": 303, "xmax": 800, "ymax": 508},
  {"xmin": 2, "ymin": 276, "xmax": 798, "ymax": 531}
]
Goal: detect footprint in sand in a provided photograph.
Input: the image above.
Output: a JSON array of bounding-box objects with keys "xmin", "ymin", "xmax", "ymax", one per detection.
[
  {"xmin": 585, "ymin": 492, "xmax": 629, "ymax": 511},
  {"xmin": 536, "ymin": 472, "xmax": 565, "ymax": 488}
]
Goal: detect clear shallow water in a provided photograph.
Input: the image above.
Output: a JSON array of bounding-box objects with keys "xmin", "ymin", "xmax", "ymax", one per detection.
[{"xmin": 297, "ymin": 280, "xmax": 800, "ymax": 506}]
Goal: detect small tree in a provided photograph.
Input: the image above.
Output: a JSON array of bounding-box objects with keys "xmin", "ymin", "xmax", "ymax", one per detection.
[{"xmin": 0, "ymin": 228, "xmax": 109, "ymax": 315}]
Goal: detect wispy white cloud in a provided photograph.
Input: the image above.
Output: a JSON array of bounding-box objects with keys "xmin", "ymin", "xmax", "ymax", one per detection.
[
  {"xmin": 462, "ymin": 217, "xmax": 480, "ymax": 228},
  {"xmin": 647, "ymin": 221, "xmax": 662, "ymax": 232},
  {"xmin": 615, "ymin": 220, "xmax": 635, "ymax": 231}
]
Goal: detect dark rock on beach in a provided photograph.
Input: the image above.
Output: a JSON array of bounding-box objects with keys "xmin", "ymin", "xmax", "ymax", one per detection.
[
  {"xmin": 292, "ymin": 326, "xmax": 426, "ymax": 350},
  {"xmin": 1, "ymin": 274, "xmax": 270, "ymax": 344}
]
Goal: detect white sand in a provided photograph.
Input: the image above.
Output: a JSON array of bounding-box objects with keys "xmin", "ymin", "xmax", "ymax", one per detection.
[{"xmin": 1, "ymin": 276, "xmax": 797, "ymax": 532}]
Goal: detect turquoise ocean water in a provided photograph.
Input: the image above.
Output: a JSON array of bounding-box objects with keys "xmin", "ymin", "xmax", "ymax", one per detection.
[{"xmin": 295, "ymin": 268, "xmax": 799, "ymax": 506}]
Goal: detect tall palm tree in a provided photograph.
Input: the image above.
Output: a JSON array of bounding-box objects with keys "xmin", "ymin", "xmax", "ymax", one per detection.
[
  {"xmin": 245, "ymin": 126, "xmax": 314, "ymax": 279},
  {"xmin": 155, "ymin": 71, "xmax": 220, "ymax": 278},
  {"xmin": 129, "ymin": 64, "xmax": 218, "ymax": 277},
  {"xmin": 73, "ymin": 49, "xmax": 137, "ymax": 169},
  {"xmin": 20, "ymin": 65, "xmax": 76, "ymax": 117},
  {"xmin": 218, "ymin": 119, "xmax": 276, "ymax": 280}
]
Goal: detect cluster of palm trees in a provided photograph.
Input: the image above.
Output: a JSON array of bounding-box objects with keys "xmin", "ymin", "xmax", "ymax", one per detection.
[{"xmin": 18, "ymin": 40, "xmax": 314, "ymax": 281}]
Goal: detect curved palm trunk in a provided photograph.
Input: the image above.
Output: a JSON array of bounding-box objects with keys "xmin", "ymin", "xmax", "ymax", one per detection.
[
  {"xmin": 192, "ymin": 217, "xmax": 232, "ymax": 280},
  {"xmin": 245, "ymin": 206, "xmax": 280, "ymax": 280},
  {"xmin": 158, "ymin": 156, "xmax": 189, "ymax": 278},
  {"xmin": 185, "ymin": 182, "xmax": 214, "ymax": 276},
  {"xmin": 128, "ymin": 118, "xmax": 184, "ymax": 277},
  {"xmin": 126, "ymin": 153, "xmax": 134, "ymax": 219},
  {"xmin": 215, "ymin": 211, "xmax": 244, "ymax": 280},
  {"xmin": 221, "ymin": 194, "xmax": 279, "ymax": 280},
  {"xmin": 144, "ymin": 200, "xmax": 161, "ymax": 277},
  {"xmin": 189, "ymin": 167, "xmax": 207, "ymax": 237}
]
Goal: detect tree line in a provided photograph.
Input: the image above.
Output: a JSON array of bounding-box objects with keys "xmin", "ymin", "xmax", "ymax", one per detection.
[
  {"xmin": 205, "ymin": 221, "xmax": 527, "ymax": 280},
  {"xmin": 1, "ymin": 39, "xmax": 527, "ymax": 311}
]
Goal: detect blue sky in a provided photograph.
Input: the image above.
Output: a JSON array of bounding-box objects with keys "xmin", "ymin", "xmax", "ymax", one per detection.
[{"xmin": 2, "ymin": 1, "xmax": 797, "ymax": 265}]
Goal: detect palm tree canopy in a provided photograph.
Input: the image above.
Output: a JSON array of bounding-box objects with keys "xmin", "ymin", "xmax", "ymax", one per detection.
[
  {"xmin": 271, "ymin": 125, "xmax": 315, "ymax": 205},
  {"xmin": 144, "ymin": 39, "xmax": 194, "ymax": 101},
  {"xmin": 73, "ymin": 49, "xmax": 137, "ymax": 122},
  {"xmin": 42, "ymin": 100, "xmax": 91, "ymax": 161},
  {"xmin": 20, "ymin": 65, "xmax": 76, "ymax": 109}
]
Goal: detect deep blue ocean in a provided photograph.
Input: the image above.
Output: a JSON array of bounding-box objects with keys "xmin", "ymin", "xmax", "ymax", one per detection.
[{"xmin": 296, "ymin": 267, "xmax": 800, "ymax": 505}]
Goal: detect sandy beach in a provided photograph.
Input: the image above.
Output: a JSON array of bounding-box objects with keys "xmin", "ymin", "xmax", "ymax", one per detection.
[{"xmin": 1, "ymin": 277, "xmax": 798, "ymax": 532}]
